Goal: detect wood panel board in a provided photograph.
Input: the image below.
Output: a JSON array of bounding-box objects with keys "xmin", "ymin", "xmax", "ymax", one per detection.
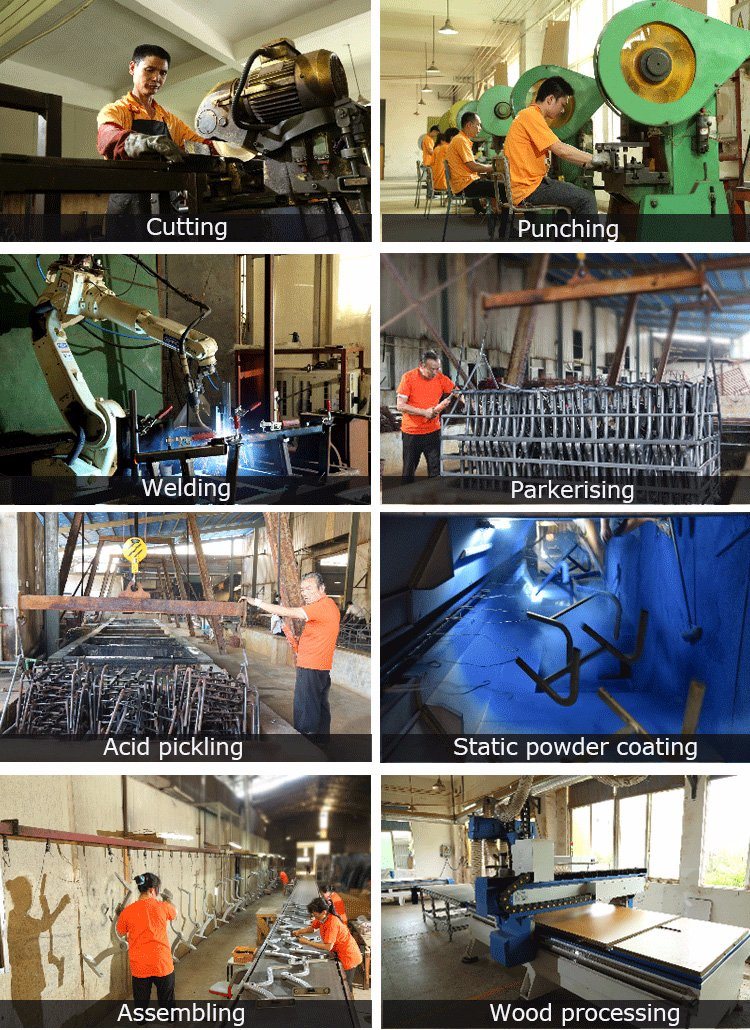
[
  {"xmin": 616, "ymin": 917, "xmax": 750, "ymax": 977},
  {"xmin": 534, "ymin": 902, "xmax": 677, "ymax": 946}
]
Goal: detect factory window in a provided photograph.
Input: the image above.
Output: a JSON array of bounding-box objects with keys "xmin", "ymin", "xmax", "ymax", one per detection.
[
  {"xmin": 647, "ymin": 788, "xmax": 684, "ymax": 880},
  {"xmin": 381, "ymin": 828, "xmax": 413, "ymax": 873},
  {"xmin": 700, "ymin": 777, "xmax": 750, "ymax": 889},
  {"xmin": 617, "ymin": 794, "xmax": 647, "ymax": 869},
  {"xmin": 572, "ymin": 330, "xmax": 583, "ymax": 363},
  {"xmin": 337, "ymin": 254, "xmax": 372, "ymax": 319},
  {"xmin": 571, "ymin": 800, "xmax": 614, "ymax": 868}
]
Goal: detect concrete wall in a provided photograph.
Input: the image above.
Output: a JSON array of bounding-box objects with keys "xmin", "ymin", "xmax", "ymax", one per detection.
[
  {"xmin": 240, "ymin": 626, "xmax": 370, "ymax": 697},
  {"xmin": 0, "ymin": 102, "xmax": 100, "ymax": 161},
  {"xmin": 0, "ymin": 777, "xmax": 270, "ymax": 1003}
]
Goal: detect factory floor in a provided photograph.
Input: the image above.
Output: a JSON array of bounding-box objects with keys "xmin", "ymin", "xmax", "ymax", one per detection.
[
  {"xmin": 175, "ymin": 890, "xmax": 371, "ymax": 1003},
  {"xmin": 382, "ymin": 901, "xmax": 750, "ymax": 1024},
  {"xmin": 181, "ymin": 630, "xmax": 370, "ymax": 735},
  {"xmin": 380, "ymin": 176, "xmax": 606, "ymax": 234}
]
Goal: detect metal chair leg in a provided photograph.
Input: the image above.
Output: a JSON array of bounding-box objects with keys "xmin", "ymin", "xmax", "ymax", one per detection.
[{"xmin": 442, "ymin": 195, "xmax": 451, "ymax": 241}]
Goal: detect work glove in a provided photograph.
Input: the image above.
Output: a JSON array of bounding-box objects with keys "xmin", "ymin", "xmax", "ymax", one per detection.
[
  {"xmin": 161, "ymin": 888, "xmax": 174, "ymax": 902},
  {"xmin": 590, "ymin": 153, "xmax": 611, "ymax": 170},
  {"xmin": 124, "ymin": 132, "xmax": 184, "ymax": 163}
]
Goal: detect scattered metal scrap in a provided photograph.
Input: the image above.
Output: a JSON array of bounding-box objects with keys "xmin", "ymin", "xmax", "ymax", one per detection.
[{"xmin": 2, "ymin": 658, "xmax": 259, "ymax": 738}]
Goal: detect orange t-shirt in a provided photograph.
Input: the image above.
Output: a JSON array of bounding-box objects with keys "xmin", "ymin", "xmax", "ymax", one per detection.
[
  {"xmin": 279, "ymin": 871, "xmax": 289, "ymax": 885},
  {"xmin": 319, "ymin": 914, "xmax": 362, "ymax": 971},
  {"xmin": 328, "ymin": 892, "xmax": 348, "ymax": 923},
  {"xmin": 431, "ymin": 143, "xmax": 448, "ymax": 190},
  {"xmin": 503, "ymin": 104, "xmax": 559, "ymax": 204},
  {"xmin": 297, "ymin": 596, "xmax": 341, "ymax": 671},
  {"xmin": 397, "ymin": 367, "xmax": 456, "ymax": 435},
  {"xmin": 445, "ymin": 131, "xmax": 477, "ymax": 194},
  {"xmin": 116, "ymin": 896, "xmax": 176, "ymax": 978},
  {"xmin": 421, "ymin": 135, "xmax": 435, "ymax": 167},
  {"xmin": 96, "ymin": 92, "xmax": 212, "ymax": 159}
]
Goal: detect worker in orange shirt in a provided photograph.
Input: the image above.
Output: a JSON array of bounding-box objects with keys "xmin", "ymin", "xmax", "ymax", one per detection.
[
  {"xmin": 294, "ymin": 898, "xmax": 363, "ymax": 989},
  {"xmin": 421, "ymin": 125, "xmax": 440, "ymax": 168},
  {"xmin": 431, "ymin": 130, "xmax": 456, "ymax": 193},
  {"xmin": 97, "ymin": 43, "xmax": 217, "ymax": 217},
  {"xmin": 279, "ymin": 869, "xmax": 290, "ymax": 893},
  {"xmin": 323, "ymin": 884, "xmax": 348, "ymax": 922},
  {"xmin": 397, "ymin": 349, "xmax": 462, "ymax": 482},
  {"xmin": 243, "ymin": 572, "xmax": 341, "ymax": 738},
  {"xmin": 503, "ymin": 77, "xmax": 602, "ymax": 221},
  {"xmin": 445, "ymin": 112, "xmax": 500, "ymax": 213},
  {"xmin": 115, "ymin": 872, "xmax": 177, "ymax": 1004}
]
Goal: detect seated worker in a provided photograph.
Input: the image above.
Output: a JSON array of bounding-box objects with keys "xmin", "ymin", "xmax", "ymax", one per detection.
[
  {"xmin": 397, "ymin": 349, "xmax": 461, "ymax": 483},
  {"xmin": 116, "ymin": 872, "xmax": 177, "ymax": 1004},
  {"xmin": 97, "ymin": 43, "xmax": 217, "ymax": 216},
  {"xmin": 421, "ymin": 125, "xmax": 440, "ymax": 168},
  {"xmin": 445, "ymin": 112, "xmax": 501, "ymax": 215},
  {"xmin": 294, "ymin": 898, "xmax": 363, "ymax": 989},
  {"xmin": 503, "ymin": 76, "xmax": 602, "ymax": 221},
  {"xmin": 431, "ymin": 129, "xmax": 456, "ymax": 193},
  {"xmin": 323, "ymin": 884, "xmax": 348, "ymax": 923}
]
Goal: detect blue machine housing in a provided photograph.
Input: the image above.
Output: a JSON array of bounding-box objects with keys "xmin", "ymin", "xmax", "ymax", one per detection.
[{"xmin": 467, "ymin": 815, "xmax": 537, "ymax": 845}]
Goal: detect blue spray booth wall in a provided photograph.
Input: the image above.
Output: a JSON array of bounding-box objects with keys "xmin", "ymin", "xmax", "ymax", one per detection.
[
  {"xmin": 381, "ymin": 516, "xmax": 532, "ymax": 643},
  {"xmin": 382, "ymin": 515, "xmax": 750, "ymax": 736},
  {"xmin": 607, "ymin": 516, "xmax": 750, "ymax": 732}
]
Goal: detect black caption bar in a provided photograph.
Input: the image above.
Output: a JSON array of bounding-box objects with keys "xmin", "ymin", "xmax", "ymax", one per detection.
[
  {"xmin": 0, "ymin": 999, "xmax": 370, "ymax": 1027},
  {"xmin": 0, "ymin": 734, "xmax": 371, "ymax": 763},
  {"xmin": 383, "ymin": 1000, "xmax": 733, "ymax": 1029},
  {"xmin": 381, "ymin": 734, "xmax": 750, "ymax": 763}
]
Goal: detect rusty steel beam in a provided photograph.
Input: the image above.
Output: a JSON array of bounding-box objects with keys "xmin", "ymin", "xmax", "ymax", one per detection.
[
  {"xmin": 187, "ymin": 514, "xmax": 225, "ymax": 653},
  {"xmin": 264, "ymin": 512, "xmax": 304, "ymax": 639},
  {"xmin": 482, "ymin": 262, "xmax": 750, "ymax": 309},
  {"xmin": 169, "ymin": 542, "xmax": 196, "ymax": 638},
  {"xmin": 0, "ymin": 820, "xmax": 224, "ymax": 855},
  {"xmin": 18, "ymin": 595, "xmax": 244, "ymax": 617},
  {"xmin": 606, "ymin": 294, "xmax": 639, "ymax": 388},
  {"xmin": 506, "ymin": 254, "xmax": 550, "ymax": 386},
  {"xmin": 655, "ymin": 307, "xmax": 681, "ymax": 383},
  {"xmin": 58, "ymin": 512, "xmax": 83, "ymax": 593}
]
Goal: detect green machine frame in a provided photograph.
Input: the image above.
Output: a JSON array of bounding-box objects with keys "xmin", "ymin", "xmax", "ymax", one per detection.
[{"xmin": 594, "ymin": 0, "xmax": 750, "ymax": 237}]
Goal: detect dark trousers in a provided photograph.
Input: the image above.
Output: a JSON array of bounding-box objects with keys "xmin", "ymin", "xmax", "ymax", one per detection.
[
  {"xmin": 345, "ymin": 963, "xmax": 362, "ymax": 988},
  {"xmin": 294, "ymin": 667, "xmax": 331, "ymax": 737},
  {"xmin": 132, "ymin": 971, "xmax": 175, "ymax": 1004},
  {"xmin": 524, "ymin": 175, "xmax": 598, "ymax": 221},
  {"xmin": 402, "ymin": 430, "xmax": 441, "ymax": 483},
  {"xmin": 461, "ymin": 179, "xmax": 497, "ymax": 200}
]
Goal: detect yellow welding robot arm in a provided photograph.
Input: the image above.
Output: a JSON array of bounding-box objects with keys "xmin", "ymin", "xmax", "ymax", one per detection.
[{"xmin": 30, "ymin": 258, "xmax": 219, "ymax": 477}]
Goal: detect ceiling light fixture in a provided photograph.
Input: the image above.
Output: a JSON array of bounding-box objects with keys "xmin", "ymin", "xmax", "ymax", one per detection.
[
  {"xmin": 421, "ymin": 45, "xmax": 433, "ymax": 92},
  {"xmin": 439, "ymin": 0, "xmax": 458, "ymax": 35},
  {"xmin": 432, "ymin": 776, "xmax": 447, "ymax": 793},
  {"xmin": 427, "ymin": 16, "xmax": 440, "ymax": 73}
]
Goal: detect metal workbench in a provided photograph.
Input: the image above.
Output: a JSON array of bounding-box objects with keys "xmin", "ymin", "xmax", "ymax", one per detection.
[
  {"xmin": 229, "ymin": 877, "xmax": 360, "ymax": 1021},
  {"xmin": 417, "ymin": 883, "xmax": 475, "ymax": 941}
]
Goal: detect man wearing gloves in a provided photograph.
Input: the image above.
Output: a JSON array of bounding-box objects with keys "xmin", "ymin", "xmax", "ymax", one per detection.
[
  {"xmin": 116, "ymin": 872, "xmax": 177, "ymax": 1003},
  {"xmin": 96, "ymin": 44, "xmax": 216, "ymax": 215}
]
